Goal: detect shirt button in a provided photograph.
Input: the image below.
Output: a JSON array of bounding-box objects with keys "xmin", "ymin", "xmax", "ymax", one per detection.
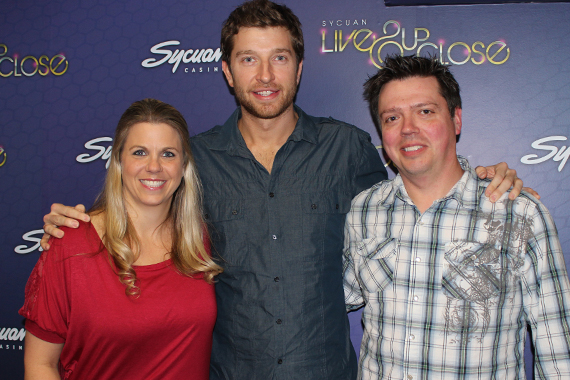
[
  {"xmin": 272, "ymin": 235, "xmax": 277, "ymax": 240},
  {"xmin": 269, "ymin": 192, "xmax": 275, "ymax": 197},
  {"xmin": 276, "ymin": 319, "xmax": 282, "ymax": 324},
  {"xmin": 274, "ymin": 277, "xmax": 280, "ymax": 282},
  {"xmin": 232, "ymin": 210, "xmax": 238, "ymax": 215},
  {"xmin": 413, "ymin": 295, "xmax": 419, "ymax": 301},
  {"xmin": 407, "ymin": 375, "xmax": 413, "ymax": 380},
  {"xmin": 409, "ymin": 334, "xmax": 415, "ymax": 341},
  {"xmin": 311, "ymin": 203, "xmax": 317, "ymax": 210},
  {"xmin": 471, "ymin": 254, "xmax": 477, "ymax": 261},
  {"xmin": 277, "ymin": 359, "xmax": 283, "ymax": 364},
  {"xmin": 415, "ymin": 257, "xmax": 421, "ymax": 263}
]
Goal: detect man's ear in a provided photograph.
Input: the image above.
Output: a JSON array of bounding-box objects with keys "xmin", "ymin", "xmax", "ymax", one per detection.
[
  {"xmin": 454, "ymin": 107, "xmax": 462, "ymax": 135},
  {"xmin": 296, "ymin": 59, "xmax": 303, "ymax": 85},
  {"xmin": 222, "ymin": 61, "xmax": 234, "ymax": 88}
]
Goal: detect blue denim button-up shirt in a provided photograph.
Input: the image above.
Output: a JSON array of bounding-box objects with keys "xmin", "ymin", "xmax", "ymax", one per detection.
[{"xmin": 190, "ymin": 106, "xmax": 387, "ymax": 380}]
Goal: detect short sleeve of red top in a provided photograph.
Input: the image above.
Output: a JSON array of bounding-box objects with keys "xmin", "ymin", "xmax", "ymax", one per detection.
[{"xmin": 19, "ymin": 221, "xmax": 216, "ymax": 380}]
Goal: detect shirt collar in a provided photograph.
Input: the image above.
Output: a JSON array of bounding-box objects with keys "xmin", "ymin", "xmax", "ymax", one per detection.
[
  {"xmin": 207, "ymin": 105, "xmax": 318, "ymax": 156},
  {"xmin": 289, "ymin": 105, "xmax": 318, "ymax": 144},
  {"xmin": 389, "ymin": 156, "xmax": 483, "ymax": 210}
]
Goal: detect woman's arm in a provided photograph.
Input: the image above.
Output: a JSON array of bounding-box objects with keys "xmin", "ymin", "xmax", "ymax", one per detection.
[{"xmin": 24, "ymin": 332, "xmax": 64, "ymax": 380}]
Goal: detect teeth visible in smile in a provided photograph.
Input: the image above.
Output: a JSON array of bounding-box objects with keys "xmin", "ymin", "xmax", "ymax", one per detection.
[
  {"xmin": 140, "ymin": 180, "xmax": 165, "ymax": 187},
  {"xmin": 403, "ymin": 146, "xmax": 422, "ymax": 152},
  {"xmin": 256, "ymin": 90, "xmax": 274, "ymax": 96}
]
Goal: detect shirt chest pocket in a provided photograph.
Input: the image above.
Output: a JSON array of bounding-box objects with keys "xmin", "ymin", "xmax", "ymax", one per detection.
[
  {"xmin": 442, "ymin": 241, "xmax": 512, "ymax": 302},
  {"xmin": 356, "ymin": 237, "xmax": 398, "ymax": 294},
  {"xmin": 204, "ymin": 199, "xmax": 243, "ymax": 222},
  {"xmin": 204, "ymin": 198, "xmax": 247, "ymax": 265},
  {"xmin": 302, "ymin": 192, "xmax": 351, "ymax": 214},
  {"xmin": 301, "ymin": 191, "xmax": 352, "ymax": 262}
]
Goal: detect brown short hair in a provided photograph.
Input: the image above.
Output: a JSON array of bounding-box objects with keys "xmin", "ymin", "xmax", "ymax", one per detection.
[
  {"xmin": 364, "ymin": 55, "xmax": 462, "ymax": 126},
  {"xmin": 221, "ymin": 0, "xmax": 304, "ymax": 65}
]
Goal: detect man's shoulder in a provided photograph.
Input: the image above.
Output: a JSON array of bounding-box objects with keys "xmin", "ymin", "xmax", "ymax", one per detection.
[
  {"xmin": 474, "ymin": 176, "xmax": 543, "ymax": 214},
  {"xmin": 190, "ymin": 108, "xmax": 239, "ymax": 149},
  {"xmin": 189, "ymin": 124, "xmax": 232, "ymax": 159},
  {"xmin": 472, "ymin": 180, "xmax": 557, "ymax": 240},
  {"xmin": 308, "ymin": 113, "xmax": 372, "ymax": 139},
  {"xmin": 190, "ymin": 125, "xmax": 224, "ymax": 144},
  {"xmin": 459, "ymin": 163, "xmax": 542, "ymax": 216},
  {"xmin": 505, "ymin": 190, "xmax": 545, "ymax": 217},
  {"xmin": 351, "ymin": 178, "xmax": 397, "ymax": 207},
  {"xmin": 304, "ymin": 114, "xmax": 378, "ymax": 160}
]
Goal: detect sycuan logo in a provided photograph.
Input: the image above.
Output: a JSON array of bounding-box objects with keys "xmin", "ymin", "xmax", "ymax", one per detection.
[
  {"xmin": 521, "ymin": 136, "xmax": 570, "ymax": 172},
  {"xmin": 14, "ymin": 229, "xmax": 44, "ymax": 254},
  {"xmin": 0, "ymin": 328, "xmax": 26, "ymax": 351},
  {"xmin": 76, "ymin": 137, "xmax": 113, "ymax": 169},
  {"xmin": 141, "ymin": 41, "xmax": 222, "ymax": 73},
  {"xmin": 0, "ymin": 328, "xmax": 25, "ymax": 341},
  {"xmin": 0, "ymin": 44, "xmax": 68, "ymax": 77}
]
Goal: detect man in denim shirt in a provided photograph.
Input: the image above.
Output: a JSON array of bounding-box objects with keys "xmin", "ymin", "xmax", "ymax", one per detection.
[
  {"xmin": 190, "ymin": 3, "xmax": 386, "ymax": 378},
  {"xmin": 41, "ymin": 1, "xmax": 524, "ymax": 379}
]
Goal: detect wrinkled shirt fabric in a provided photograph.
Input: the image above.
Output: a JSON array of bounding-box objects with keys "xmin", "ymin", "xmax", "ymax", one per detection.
[
  {"xmin": 190, "ymin": 106, "xmax": 388, "ymax": 380},
  {"xmin": 344, "ymin": 157, "xmax": 570, "ymax": 380}
]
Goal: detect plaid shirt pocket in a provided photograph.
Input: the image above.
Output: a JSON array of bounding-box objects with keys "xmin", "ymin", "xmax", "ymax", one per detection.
[{"xmin": 356, "ymin": 237, "xmax": 398, "ymax": 294}]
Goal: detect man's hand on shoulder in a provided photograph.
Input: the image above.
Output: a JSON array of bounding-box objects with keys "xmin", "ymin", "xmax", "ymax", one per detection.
[
  {"xmin": 475, "ymin": 162, "xmax": 540, "ymax": 202},
  {"xmin": 41, "ymin": 204, "xmax": 90, "ymax": 251}
]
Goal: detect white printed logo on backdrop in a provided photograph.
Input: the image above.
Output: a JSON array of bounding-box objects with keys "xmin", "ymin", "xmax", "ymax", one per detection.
[
  {"xmin": 520, "ymin": 136, "xmax": 570, "ymax": 172},
  {"xmin": 76, "ymin": 137, "xmax": 113, "ymax": 169},
  {"xmin": 14, "ymin": 230, "xmax": 45, "ymax": 254},
  {"xmin": 0, "ymin": 328, "xmax": 26, "ymax": 351},
  {"xmin": 141, "ymin": 41, "xmax": 222, "ymax": 74}
]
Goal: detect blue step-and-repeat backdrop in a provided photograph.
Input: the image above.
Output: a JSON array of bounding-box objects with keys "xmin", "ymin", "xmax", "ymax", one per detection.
[{"xmin": 1, "ymin": 0, "xmax": 570, "ymax": 378}]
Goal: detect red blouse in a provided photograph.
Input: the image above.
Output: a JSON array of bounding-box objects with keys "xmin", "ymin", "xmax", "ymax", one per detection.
[{"xmin": 20, "ymin": 221, "xmax": 215, "ymax": 380}]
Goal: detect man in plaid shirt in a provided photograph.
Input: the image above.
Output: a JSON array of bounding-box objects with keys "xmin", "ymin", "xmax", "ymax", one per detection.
[{"xmin": 343, "ymin": 55, "xmax": 570, "ymax": 380}]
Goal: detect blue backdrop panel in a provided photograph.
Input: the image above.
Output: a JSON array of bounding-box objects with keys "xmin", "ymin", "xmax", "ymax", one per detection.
[{"xmin": 1, "ymin": 1, "xmax": 569, "ymax": 378}]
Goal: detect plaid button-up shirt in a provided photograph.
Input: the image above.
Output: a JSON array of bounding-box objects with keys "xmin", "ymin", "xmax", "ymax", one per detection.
[{"xmin": 343, "ymin": 157, "xmax": 570, "ymax": 380}]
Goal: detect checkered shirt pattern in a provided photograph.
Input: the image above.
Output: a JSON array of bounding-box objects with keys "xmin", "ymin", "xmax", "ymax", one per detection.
[{"xmin": 343, "ymin": 157, "xmax": 570, "ymax": 380}]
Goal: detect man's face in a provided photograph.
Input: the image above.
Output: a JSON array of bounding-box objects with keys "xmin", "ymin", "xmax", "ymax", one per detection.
[
  {"xmin": 222, "ymin": 26, "xmax": 303, "ymax": 120},
  {"xmin": 378, "ymin": 76, "xmax": 462, "ymax": 181}
]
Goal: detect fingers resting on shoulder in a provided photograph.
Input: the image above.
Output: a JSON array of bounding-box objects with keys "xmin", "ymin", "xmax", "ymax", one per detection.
[{"xmin": 40, "ymin": 204, "xmax": 90, "ymax": 251}]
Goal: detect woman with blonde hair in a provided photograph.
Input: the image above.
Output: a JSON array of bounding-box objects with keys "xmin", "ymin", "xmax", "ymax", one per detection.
[{"xmin": 20, "ymin": 98, "xmax": 222, "ymax": 380}]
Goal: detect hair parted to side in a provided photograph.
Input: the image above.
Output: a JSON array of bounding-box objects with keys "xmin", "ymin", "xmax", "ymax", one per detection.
[
  {"xmin": 221, "ymin": 0, "xmax": 304, "ymax": 65},
  {"xmin": 90, "ymin": 98, "xmax": 222, "ymax": 296},
  {"xmin": 364, "ymin": 55, "xmax": 462, "ymax": 126}
]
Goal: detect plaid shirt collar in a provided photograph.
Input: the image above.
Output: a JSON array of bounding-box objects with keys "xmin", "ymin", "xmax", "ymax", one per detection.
[{"xmin": 388, "ymin": 156, "xmax": 484, "ymax": 211}]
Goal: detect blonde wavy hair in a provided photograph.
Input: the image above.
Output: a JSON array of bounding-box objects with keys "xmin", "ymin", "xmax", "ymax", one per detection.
[{"xmin": 91, "ymin": 98, "xmax": 222, "ymax": 296}]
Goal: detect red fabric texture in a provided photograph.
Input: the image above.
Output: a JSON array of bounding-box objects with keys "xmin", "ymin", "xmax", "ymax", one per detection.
[{"xmin": 20, "ymin": 221, "xmax": 215, "ymax": 380}]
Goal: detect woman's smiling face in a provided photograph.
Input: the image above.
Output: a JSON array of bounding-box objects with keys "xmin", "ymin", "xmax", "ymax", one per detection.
[{"xmin": 120, "ymin": 122, "xmax": 184, "ymax": 212}]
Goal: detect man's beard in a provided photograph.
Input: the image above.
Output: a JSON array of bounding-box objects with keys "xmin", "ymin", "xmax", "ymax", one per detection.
[{"xmin": 234, "ymin": 85, "xmax": 297, "ymax": 120}]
